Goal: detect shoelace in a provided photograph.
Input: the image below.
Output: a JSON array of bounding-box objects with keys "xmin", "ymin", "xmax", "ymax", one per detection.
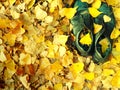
[{"xmin": 71, "ymin": 0, "xmax": 115, "ymax": 63}]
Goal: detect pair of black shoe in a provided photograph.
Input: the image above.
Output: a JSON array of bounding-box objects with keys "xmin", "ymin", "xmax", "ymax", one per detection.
[{"xmin": 71, "ymin": 0, "xmax": 115, "ymax": 63}]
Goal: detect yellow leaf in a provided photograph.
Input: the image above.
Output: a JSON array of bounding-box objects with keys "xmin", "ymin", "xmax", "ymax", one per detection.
[
  {"xmin": 59, "ymin": 46, "xmax": 66, "ymax": 57},
  {"xmin": 92, "ymin": 0, "xmax": 101, "ymax": 9},
  {"xmin": 0, "ymin": 51, "xmax": 7, "ymax": 62},
  {"xmin": 22, "ymin": 35, "xmax": 29, "ymax": 43},
  {"xmin": 33, "ymin": 35, "xmax": 45, "ymax": 43},
  {"xmin": 9, "ymin": 0, "xmax": 16, "ymax": 6},
  {"xmin": 110, "ymin": 56, "xmax": 119, "ymax": 64},
  {"xmin": 110, "ymin": 28, "xmax": 120, "ymax": 39},
  {"xmin": 3, "ymin": 33, "xmax": 17, "ymax": 46},
  {"xmin": 115, "ymin": 43, "xmax": 120, "ymax": 51},
  {"xmin": 102, "ymin": 76, "xmax": 113, "ymax": 88},
  {"xmin": 111, "ymin": 71, "xmax": 120, "ymax": 88},
  {"xmin": 103, "ymin": 15, "xmax": 111, "ymax": 22},
  {"xmin": 39, "ymin": 58, "xmax": 50, "ymax": 71},
  {"xmin": 99, "ymin": 38, "xmax": 109, "ymax": 53},
  {"xmin": 111, "ymin": 76, "xmax": 120, "ymax": 87},
  {"xmin": 49, "ymin": 0, "xmax": 58, "ymax": 13},
  {"xmin": 51, "ymin": 60, "xmax": 63, "ymax": 73},
  {"xmin": 112, "ymin": 48, "xmax": 120, "ymax": 63},
  {"xmin": 73, "ymin": 82, "xmax": 84, "ymax": 90},
  {"xmin": 59, "ymin": 7, "xmax": 77, "ymax": 19},
  {"xmin": 4, "ymin": 60, "xmax": 16, "ymax": 79},
  {"xmin": 102, "ymin": 69, "xmax": 115, "ymax": 76},
  {"xmin": 47, "ymin": 0, "xmax": 52, "ymax": 3},
  {"xmin": 70, "ymin": 62, "xmax": 84, "ymax": 77},
  {"xmin": 53, "ymin": 83, "xmax": 63, "ymax": 90},
  {"xmin": 20, "ymin": 75, "xmax": 30, "ymax": 89},
  {"xmin": 24, "ymin": 0, "xmax": 31, "ymax": 4},
  {"xmin": 38, "ymin": 85, "xmax": 48, "ymax": 90},
  {"xmin": 35, "ymin": 5, "xmax": 47, "ymax": 20},
  {"xmin": 83, "ymin": 72, "xmax": 94, "ymax": 80},
  {"xmin": 118, "ymin": 37, "xmax": 120, "ymax": 43},
  {"xmin": 47, "ymin": 47, "xmax": 55, "ymax": 58},
  {"xmin": 113, "ymin": 8, "xmax": 120, "ymax": 20},
  {"xmin": 61, "ymin": 51, "xmax": 73, "ymax": 67},
  {"xmin": 4, "ymin": 68, "xmax": 14, "ymax": 79},
  {"xmin": 73, "ymin": 74, "xmax": 85, "ymax": 84},
  {"xmin": 19, "ymin": 53, "xmax": 32, "ymax": 65},
  {"xmin": 45, "ymin": 16, "xmax": 53, "ymax": 24},
  {"xmin": 47, "ymin": 42, "xmax": 55, "ymax": 58},
  {"xmin": 5, "ymin": 60, "xmax": 16, "ymax": 73},
  {"xmin": 94, "ymin": 23, "xmax": 102, "ymax": 34},
  {"xmin": 79, "ymin": 33, "xmax": 92, "ymax": 45},
  {"xmin": 0, "ymin": 18, "xmax": 11, "ymax": 28},
  {"xmin": 27, "ymin": 0, "xmax": 35, "ymax": 9},
  {"xmin": 88, "ymin": 7, "xmax": 102, "ymax": 18},
  {"xmin": 53, "ymin": 34, "xmax": 68, "ymax": 46},
  {"xmin": 81, "ymin": 0, "xmax": 94, "ymax": 4},
  {"xmin": 106, "ymin": 0, "xmax": 120, "ymax": 6},
  {"xmin": 44, "ymin": 60, "xmax": 63, "ymax": 80}
]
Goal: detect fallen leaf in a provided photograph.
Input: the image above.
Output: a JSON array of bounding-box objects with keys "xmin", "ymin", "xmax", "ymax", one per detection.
[
  {"xmin": 8, "ymin": 0, "xmax": 16, "ymax": 6},
  {"xmin": 81, "ymin": 0, "xmax": 94, "ymax": 4},
  {"xmin": 59, "ymin": 46, "xmax": 66, "ymax": 57},
  {"xmin": 99, "ymin": 38, "xmax": 109, "ymax": 53},
  {"xmin": 0, "ymin": 18, "xmax": 11, "ymax": 28},
  {"xmin": 44, "ymin": 60, "xmax": 63, "ymax": 80},
  {"xmin": 5, "ymin": 60, "xmax": 16, "ymax": 73},
  {"xmin": 112, "ymin": 48, "xmax": 120, "ymax": 63},
  {"xmin": 49, "ymin": 0, "xmax": 58, "ymax": 12},
  {"xmin": 27, "ymin": 0, "xmax": 35, "ymax": 9},
  {"xmin": 19, "ymin": 74, "xmax": 30, "ymax": 89},
  {"xmin": 83, "ymin": 72, "xmax": 95, "ymax": 80},
  {"xmin": 79, "ymin": 33, "xmax": 92, "ymax": 45},
  {"xmin": 106, "ymin": 0, "xmax": 120, "ymax": 6},
  {"xmin": 103, "ymin": 15, "xmax": 111, "ymax": 22},
  {"xmin": 53, "ymin": 83, "xmax": 63, "ymax": 90},
  {"xmin": 45, "ymin": 16, "xmax": 53, "ymax": 24},
  {"xmin": 19, "ymin": 53, "xmax": 32, "ymax": 65},
  {"xmin": 70, "ymin": 62, "xmax": 84, "ymax": 78},
  {"xmin": 59, "ymin": 7, "xmax": 77, "ymax": 19},
  {"xmin": 88, "ymin": 7, "xmax": 102, "ymax": 18},
  {"xmin": 92, "ymin": 0, "xmax": 101, "ymax": 9},
  {"xmin": 102, "ymin": 76, "xmax": 113, "ymax": 88},
  {"xmin": 94, "ymin": 23, "xmax": 102, "ymax": 34},
  {"xmin": 39, "ymin": 58, "xmax": 50, "ymax": 72},
  {"xmin": 113, "ymin": 8, "xmax": 120, "ymax": 20},
  {"xmin": 16, "ymin": 66, "xmax": 24, "ymax": 76},
  {"xmin": 61, "ymin": 51, "xmax": 73, "ymax": 67},
  {"xmin": 110, "ymin": 28, "xmax": 120, "ymax": 39},
  {"xmin": 3, "ymin": 33, "xmax": 17, "ymax": 46},
  {"xmin": 111, "ymin": 71, "xmax": 120, "ymax": 88},
  {"xmin": 102, "ymin": 69, "xmax": 115, "ymax": 76},
  {"xmin": 10, "ymin": 9, "xmax": 20, "ymax": 19},
  {"xmin": 0, "ymin": 51, "xmax": 7, "ymax": 62},
  {"xmin": 53, "ymin": 34, "xmax": 68, "ymax": 46},
  {"xmin": 34, "ymin": 5, "xmax": 47, "ymax": 20},
  {"xmin": 0, "ymin": 63, "xmax": 4, "ymax": 73},
  {"xmin": 114, "ymin": 43, "xmax": 120, "ymax": 52}
]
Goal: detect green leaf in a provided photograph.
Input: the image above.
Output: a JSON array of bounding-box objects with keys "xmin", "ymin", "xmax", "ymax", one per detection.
[{"xmin": 79, "ymin": 33, "xmax": 92, "ymax": 45}]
